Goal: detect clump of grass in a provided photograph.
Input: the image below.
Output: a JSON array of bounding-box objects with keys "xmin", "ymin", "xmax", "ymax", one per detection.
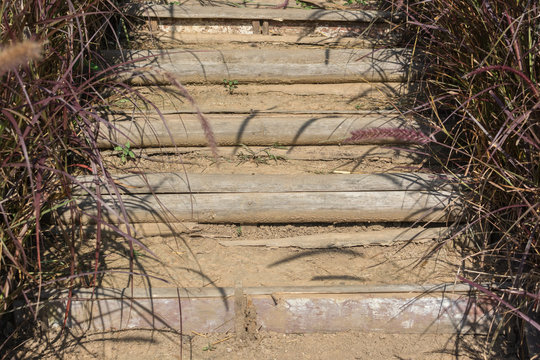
[
  {"xmin": 0, "ymin": 0, "xmax": 113, "ymax": 319},
  {"xmin": 1, "ymin": 1, "xmax": 217, "ymax": 350},
  {"xmin": 401, "ymin": 0, "xmax": 539, "ymax": 351},
  {"xmin": 0, "ymin": 0, "xmax": 193, "ymax": 351}
]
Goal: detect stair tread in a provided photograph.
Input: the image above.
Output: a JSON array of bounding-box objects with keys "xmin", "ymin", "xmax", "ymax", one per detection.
[
  {"xmin": 127, "ymin": 3, "xmax": 403, "ymax": 22},
  {"xmin": 78, "ymin": 231, "xmax": 461, "ymax": 289},
  {"xmin": 106, "ymin": 47, "xmax": 414, "ymax": 83},
  {"xmin": 100, "ymin": 112, "xmax": 424, "ymax": 148},
  {"xmin": 78, "ymin": 172, "xmax": 455, "ymax": 194},
  {"xmin": 109, "ymin": 83, "xmax": 411, "ymax": 113}
]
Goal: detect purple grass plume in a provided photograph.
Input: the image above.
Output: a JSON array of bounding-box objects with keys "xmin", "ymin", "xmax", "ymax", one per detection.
[{"xmin": 345, "ymin": 128, "xmax": 431, "ymax": 144}]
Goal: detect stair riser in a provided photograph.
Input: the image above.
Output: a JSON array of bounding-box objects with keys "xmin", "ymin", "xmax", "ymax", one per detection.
[
  {"xmin": 46, "ymin": 287, "xmax": 494, "ymax": 334},
  {"xmin": 76, "ymin": 173, "xmax": 455, "ymax": 195},
  {"xmin": 129, "ymin": 5, "xmax": 402, "ymax": 23},
  {"xmin": 99, "ymin": 114, "xmax": 423, "ymax": 148},
  {"xmin": 105, "ymin": 48, "xmax": 416, "ymax": 84},
  {"xmin": 71, "ymin": 191, "xmax": 460, "ymax": 224}
]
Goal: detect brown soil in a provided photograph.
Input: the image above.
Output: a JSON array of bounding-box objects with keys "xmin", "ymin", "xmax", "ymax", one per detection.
[
  {"xmin": 102, "ymin": 145, "xmax": 425, "ymax": 175},
  {"xmin": 18, "ymin": 328, "xmax": 515, "ymax": 360},
  {"xmin": 110, "ymin": 84, "xmax": 410, "ymax": 113},
  {"xmin": 83, "ymin": 223, "xmax": 466, "ymax": 289}
]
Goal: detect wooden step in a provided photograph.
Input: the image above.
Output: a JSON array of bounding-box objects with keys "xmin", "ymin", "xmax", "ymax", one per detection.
[
  {"xmin": 127, "ymin": 4, "xmax": 403, "ymax": 22},
  {"xmin": 99, "ymin": 112, "xmax": 423, "ymax": 148},
  {"xmin": 74, "ymin": 191, "xmax": 459, "ymax": 224},
  {"xmin": 45, "ymin": 284, "xmax": 494, "ymax": 334},
  {"xmin": 105, "ymin": 48, "xmax": 415, "ymax": 84},
  {"xmin": 163, "ymin": 0, "xmax": 382, "ymax": 10},
  {"xmin": 71, "ymin": 172, "xmax": 460, "ymax": 224},
  {"xmin": 78, "ymin": 172, "xmax": 454, "ymax": 194},
  {"xmin": 130, "ymin": 4, "xmax": 403, "ymax": 46}
]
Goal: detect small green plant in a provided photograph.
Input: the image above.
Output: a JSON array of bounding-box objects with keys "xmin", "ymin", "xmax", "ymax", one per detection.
[
  {"xmin": 236, "ymin": 144, "xmax": 287, "ymax": 165},
  {"xmin": 236, "ymin": 225, "xmax": 243, "ymax": 236},
  {"xmin": 295, "ymin": 0, "xmax": 314, "ymax": 9},
  {"xmin": 202, "ymin": 343, "xmax": 216, "ymax": 351},
  {"xmin": 344, "ymin": 0, "xmax": 367, "ymax": 5},
  {"xmin": 114, "ymin": 141, "xmax": 136, "ymax": 163},
  {"xmin": 223, "ymin": 79, "xmax": 239, "ymax": 94},
  {"xmin": 133, "ymin": 249, "xmax": 146, "ymax": 259}
]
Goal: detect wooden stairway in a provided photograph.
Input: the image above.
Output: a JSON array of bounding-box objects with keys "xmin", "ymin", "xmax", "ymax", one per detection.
[{"xmin": 51, "ymin": 0, "xmax": 494, "ymax": 352}]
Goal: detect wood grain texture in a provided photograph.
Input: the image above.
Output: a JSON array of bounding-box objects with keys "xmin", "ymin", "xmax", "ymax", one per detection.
[
  {"xmin": 73, "ymin": 190, "xmax": 461, "ymax": 224},
  {"xmin": 104, "ymin": 48, "xmax": 414, "ymax": 84},
  {"xmin": 99, "ymin": 112, "xmax": 422, "ymax": 147},
  {"xmin": 76, "ymin": 173, "xmax": 456, "ymax": 194},
  {"xmin": 127, "ymin": 4, "xmax": 403, "ymax": 23}
]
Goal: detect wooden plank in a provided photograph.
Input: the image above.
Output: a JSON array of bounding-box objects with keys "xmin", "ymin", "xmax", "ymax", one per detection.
[
  {"xmin": 98, "ymin": 113, "xmax": 422, "ymax": 148},
  {"xmin": 218, "ymin": 227, "xmax": 450, "ymax": 248},
  {"xmin": 163, "ymin": 0, "xmax": 380, "ymax": 10},
  {"xmin": 76, "ymin": 173, "xmax": 456, "ymax": 194},
  {"xmin": 127, "ymin": 4, "xmax": 403, "ymax": 23},
  {"xmin": 72, "ymin": 191, "xmax": 460, "ymax": 224},
  {"xmin": 46, "ymin": 285, "xmax": 493, "ymax": 334},
  {"xmin": 105, "ymin": 48, "xmax": 414, "ymax": 84}
]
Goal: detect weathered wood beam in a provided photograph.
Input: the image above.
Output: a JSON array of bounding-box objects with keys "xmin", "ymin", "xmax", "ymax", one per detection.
[
  {"xmin": 76, "ymin": 173, "xmax": 456, "ymax": 194},
  {"xmin": 99, "ymin": 112, "xmax": 423, "ymax": 148},
  {"xmin": 72, "ymin": 190, "xmax": 461, "ymax": 224},
  {"xmin": 127, "ymin": 4, "xmax": 403, "ymax": 23},
  {"xmin": 104, "ymin": 48, "xmax": 415, "ymax": 84}
]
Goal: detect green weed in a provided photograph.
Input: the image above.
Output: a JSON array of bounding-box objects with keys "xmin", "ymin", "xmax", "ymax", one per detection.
[
  {"xmin": 114, "ymin": 142, "xmax": 136, "ymax": 163},
  {"xmin": 223, "ymin": 79, "xmax": 239, "ymax": 94}
]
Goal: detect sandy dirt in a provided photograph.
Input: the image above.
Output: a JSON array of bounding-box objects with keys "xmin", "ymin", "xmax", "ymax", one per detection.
[
  {"xmin": 109, "ymin": 84, "xmax": 412, "ymax": 113},
  {"xmin": 101, "ymin": 145, "xmax": 426, "ymax": 176},
  {"xmin": 15, "ymin": 328, "xmax": 516, "ymax": 360},
  {"xmin": 85, "ymin": 223, "xmax": 466, "ymax": 289}
]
